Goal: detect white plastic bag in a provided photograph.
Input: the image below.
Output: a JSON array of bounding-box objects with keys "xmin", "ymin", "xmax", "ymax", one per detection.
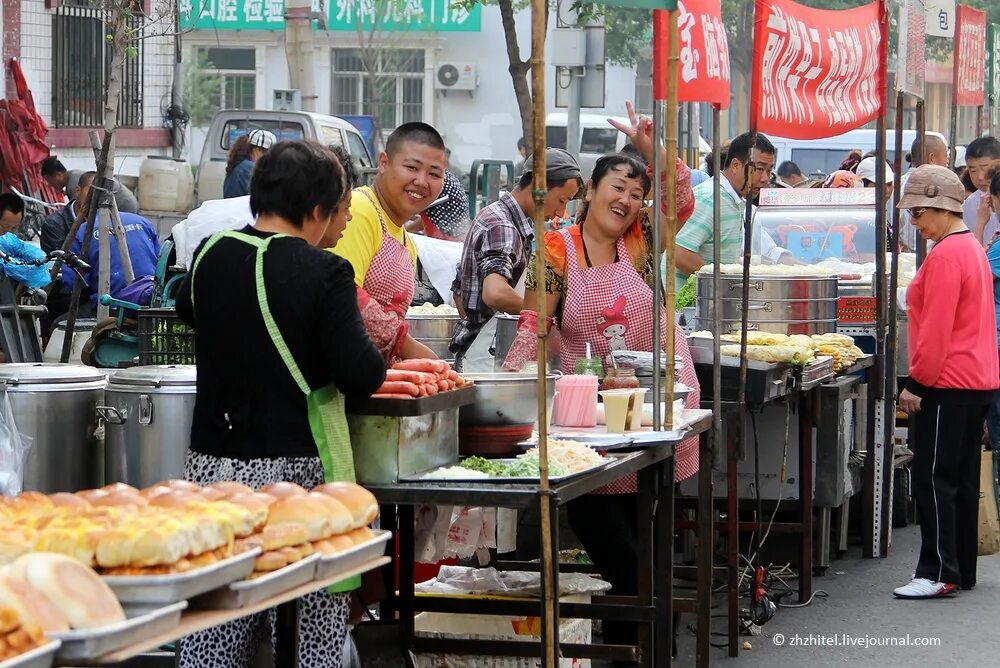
[{"xmin": 0, "ymin": 389, "xmax": 31, "ymax": 496}]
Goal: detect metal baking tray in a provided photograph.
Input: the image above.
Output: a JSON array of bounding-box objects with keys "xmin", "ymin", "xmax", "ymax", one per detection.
[
  {"xmin": 190, "ymin": 553, "xmax": 320, "ymax": 610},
  {"xmin": 49, "ymin": 601, "xmax": 186, "ymax": 662},
  {"xmin": 346, "ymin": 385, "xmax": 476, "ymax": 417},
  {"xmin": 0, "ymin": 641, "xmax": 60, "ymax": 668},
  {"xmin": 688, "ymin": 340, "xmax": 783, "ymax": 370},
  {"xmin": 314, "ymin": 530, "xmax": 393, "ymax": 581},
  {"xmin": 534, "ymin": 431, "xmax": 689, "ymax": 450},
  {"xmin": 102, "ymin": 547, "xmax": 260, "ymax": 609},
  {"xmin": 406, "ymin": 457, "xmax": 618, "ymax": 484}
]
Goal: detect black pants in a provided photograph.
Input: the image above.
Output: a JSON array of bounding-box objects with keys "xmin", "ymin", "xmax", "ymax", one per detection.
[
  {"xmin": 911, "ymin": 401, "xmax": 986, "ymax": 587},
  {"xmin": 567, "ymin": 494, "xmax": 639, "ymax": 646}
]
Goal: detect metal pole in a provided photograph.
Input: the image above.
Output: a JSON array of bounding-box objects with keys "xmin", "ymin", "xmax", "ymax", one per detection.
[
  {"xmin": 977, "ymin": 105, "xmax": 984, "ymax": 136},
  {"xmin": 949, "ymin": 104, "xmax": 959, "ymax": 170},
  {"xmin": 530, "ymin": 0, "xmax": 555, "ymax": 663},
  {"xmin": 915, "ymin": 99, "xmax": 927, "ymax": 266},
  {"xmin": 171, "ymin": 14, "xmax": 183, "ymax": 160},
  {"xmin": 885, "ymin": 91, "xmax": 904, "ymax": 557},
  {"xmin": 561, "ymin": 4, "xmax": 582, "ymax": 159}
]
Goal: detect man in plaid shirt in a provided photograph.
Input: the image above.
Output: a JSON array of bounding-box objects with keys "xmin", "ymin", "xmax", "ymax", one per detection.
[{"xmin": 450, "ymin": 148, "xmax": 581, "ymax": 365}]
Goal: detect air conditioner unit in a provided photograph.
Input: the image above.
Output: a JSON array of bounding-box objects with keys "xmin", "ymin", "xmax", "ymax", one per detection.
[{"xmin": 435, "ymin": 63, "xmax": 477, "ymax": 91}]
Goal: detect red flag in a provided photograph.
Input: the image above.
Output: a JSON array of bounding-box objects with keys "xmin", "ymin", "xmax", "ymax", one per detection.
[
  {"xmin": 750, "ymin": 0, "xmax": 887, "ymax": 138},
  {"xmin": 953, "ymin": 5, "xmax": 987, "ymax": 107},
  {"xmin": 653, "ymin": 2, "xmax": 731, "ymax": 107}
]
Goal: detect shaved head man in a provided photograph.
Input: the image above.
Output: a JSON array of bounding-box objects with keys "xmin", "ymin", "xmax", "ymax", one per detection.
[{"xmin": 910, "ymin": 135, "xmax": 949, "ymax": 168}]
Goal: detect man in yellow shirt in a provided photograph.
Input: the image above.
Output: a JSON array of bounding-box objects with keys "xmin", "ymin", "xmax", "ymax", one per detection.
[
  {"xmin": 332, "ymin": 123, "xmax": 447, "ymax": 311},
  {"xmin": 332, "ymin": 122, "xmax": 447, "ymax": 361}
]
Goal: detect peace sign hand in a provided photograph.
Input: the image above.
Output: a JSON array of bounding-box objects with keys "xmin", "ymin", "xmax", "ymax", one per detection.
[{"xmin": 607, "ymin": 101, "xmax": 655, "ymax": 164}]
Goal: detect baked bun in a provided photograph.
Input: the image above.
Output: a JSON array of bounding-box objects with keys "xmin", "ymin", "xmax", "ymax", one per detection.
[
  {"xmin": 207, "ymin": 482, "xmax": 253, "ymax": 498},
  {"xmin": 140, "ymin": 485, "xmax": 173, "ymax": 499},
  {"xmin": 0, "ymin": 530, "xmax": 32, "ymax": 565},
  {"xmin": 327, "ymin": 534, "xmax": 355, "ymax": 552},
  {"xmin": 313, "ymin": 483, "xmax": 379, "ymax": 528},
  {"xmin": 266, "ymin": 496, "xmax": 335, "ymax": 541},
  {"xmin": 306, "ymin": 493, "xmax": 353, "ymax": 535},
  {"xmin": 102, "ymin": 483, "xmax": 139, "ymax": 495},
  {"xmin": 0, "ymin": 574, "xmax": 69, "ymax": 633},
  {"xmin": 9, "ymin": 493, "xmax": 53, "ymax": 515},
  {"xmin": 254, "ymin": 524, "xmax": 309, "ymax": 552},
  {"xmin": 225, "ymin": 494, "xmax": 270, "ymax": 531},
  {"xmin": 260, "ymin": 482, "xmax": 308, "ymax": 499},
  {"xmin": 346, "ymin": 527, "xmax": 375, "ymax": 545},
  {"xmin": 76, "ymin": 489, "xmax": 109, "ymax": 503},
  {"xmin": 49, "ymin": 492, "xmax": 91, "ymax": 509},
  {"xmin": 254, "ymin": 551, "xmax": 289, "ymax": 573},
  {"xmin": 148, "ymin": 490, "xmax": 200, "ymax": 509},
  {"xmin": 0, "ymin": 606, "xmax": 20, "ymax": 635},
  {"xmin": 198, "ymin": 487, "xmax": 227, "ymax": 502},
  {"xmin": 91, "ymin": 491, "xmax": 148, "ymax": 508},
  {"xmin": 155, "ymin": 480, "xmax": 202, "ymax": 493},
  {"xmin": 8, "ymin": 553, "xmax": 124, "ymax": 629}
]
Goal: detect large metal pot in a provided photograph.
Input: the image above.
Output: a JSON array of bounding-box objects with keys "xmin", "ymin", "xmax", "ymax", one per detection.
[
  {"xmin": 695, "ymin": 274, "xmax": 838, "ymax": 300},
  {"xmin": 696, "ymin": 274, "xmax": 839, "ymax": 335},
  {"xmin": 0, "ymin": 364, "xmax": 106, "ymax": 493},
  {"xmin": 406, "ymin": 314, "xmax": 458, "ymax": 363},
  {"xmin": 459, "ymin": 372, "xmax": 558, "ymax": 456},
  {"xmin": 493, "ymin": 314, "xmax": 561, "ymax": 371},
  {"xmin": 99, "ymin": 365, "xmax": 196, "ymax": 489}
]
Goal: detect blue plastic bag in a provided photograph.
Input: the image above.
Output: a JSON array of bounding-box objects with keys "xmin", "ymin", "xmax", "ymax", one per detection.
[{"xmin": 0, "ymin": 233, "xmax": 52, "ymax": 290}]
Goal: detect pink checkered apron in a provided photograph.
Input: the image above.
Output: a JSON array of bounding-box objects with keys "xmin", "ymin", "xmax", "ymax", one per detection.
[
  {"xmin": 558, "ymin": 228, "xmax": 700, "ymax": 490},
  {"xmin": 359, "ymin": 189, "xmax": 416, "ymax": 318}
]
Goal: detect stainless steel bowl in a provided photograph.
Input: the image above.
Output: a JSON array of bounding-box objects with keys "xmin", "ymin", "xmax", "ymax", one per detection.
[
  {"xmin": 416, "ymin": 337, "xmax": 453, "ymax": 359},
  {"xmin": 406, "ymin": 314, "xmax": 459, "ymax": 339},
  {"xmin": 459, "ymin": 372, "xmax": 558, "ymax": 427}
]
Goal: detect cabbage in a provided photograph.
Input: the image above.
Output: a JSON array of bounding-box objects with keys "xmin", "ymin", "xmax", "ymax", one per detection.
[{"xmin": 507, "ymin": 454, "xmax": 567, "ymax": 478}]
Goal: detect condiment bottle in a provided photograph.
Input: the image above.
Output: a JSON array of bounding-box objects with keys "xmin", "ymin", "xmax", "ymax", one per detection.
[{"xmin": 601, "ymin": 367, "xmax": 640, "ymax": 391}]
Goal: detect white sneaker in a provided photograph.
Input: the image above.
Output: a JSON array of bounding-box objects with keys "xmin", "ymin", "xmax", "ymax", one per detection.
[{"xmin": 893, "ymin": 578, "xmax": 957, "ymax": 599}]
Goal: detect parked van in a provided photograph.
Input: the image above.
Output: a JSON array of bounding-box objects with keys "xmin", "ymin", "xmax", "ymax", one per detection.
[
  {"xmin": 767, "ymin": 129, "xmax": 950, "ymax": 179},
  {"xmin": 196, "ymin": 110, "xmax": 375, "ymax": 204},
  {"xmin": 545, "ymin": 112, "xmax": 711, "ymax": 178}
]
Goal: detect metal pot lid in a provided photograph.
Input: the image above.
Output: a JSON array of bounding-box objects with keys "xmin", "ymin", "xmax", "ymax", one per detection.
[
  {"xmin": 108, "ymin": 364, "xmax": 197, "ymax": 388},
  {"xmin": 0, "ymin": 363, "xmax": 107, "ymax": 385}
]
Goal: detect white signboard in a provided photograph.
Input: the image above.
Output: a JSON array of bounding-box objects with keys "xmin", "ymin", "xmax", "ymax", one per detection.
[{"xmin": 925, "ymin": 0, "xmax": 956, "ymax": 38}]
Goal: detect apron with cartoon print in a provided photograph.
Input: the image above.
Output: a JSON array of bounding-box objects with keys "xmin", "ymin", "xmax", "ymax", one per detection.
[
  {"xmin": 359, "ymin": 188, "xmax": 416, "ymax": 317},
  {"xmin": 557, "ymin": 227, "xmax": 700, "ymax": 485}
]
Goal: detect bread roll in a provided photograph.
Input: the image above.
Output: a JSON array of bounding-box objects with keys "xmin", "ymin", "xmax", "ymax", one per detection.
[
  {"xmin": 254, "ymin": 524, "xmax": 309, "ymax": 552},
  {"xmin": 0, "ymin": 575, "xmax": 69, "ymax": 633},
  {"xmin": 9, "ymin": 553, "xmax": 124, "ymax": 629},
  {"xmin": 254, "ymin": 551, "xmax": 289, "ymax": 572},
  {"xmin": 346, "ymin": 527, "xmax": 375, "ymax": 545},
  {"xmin": 148, "ymin": 490, "xmax": 200, "ymax": 509},
  {"xmin": 76, "ymin": 489, "xmax": 109, "ymax": 503},
  {"xmin": 260, "ymin": 482, "xmax": 308, "ymax": 499},
  {"xmin": 225, "ymin": 494, "xmax": 270, "ymax": 531},
  {"xmin": 102, "ymin": 483, "xmax": 139, "ymax": 495},
  {"xmin": 305, "ymin": 492, "xmax": 353, "ymax": 535},
  {"xmin": 313, "ymin": 483, "xmax": 379, "ymax": 528},
  {"xmin": 208, "ymin": 481, "xmax": 253, "ymax": 498},
  {"xmin": 0, "ymin": 606, "xmax": 20, "ymax": 634},
  {"xmin": 49, "ymin": 492, "xmax": 91, "ymax": 509},
  {"xmin": 156, "ymin": 479, "xmax": 202, "ymax": 493},
  {"xmin": 9, "ymin": 492, "xmax": 53, "ymax": 516},
  {"xmin": 198, "ymin": 487, "xmax": 227, "ymax": 502},
  {"xmin": 95, "ymin": 523, "xmax": 192, "ymax": 568},
  {"xmin": 327, "ymin": 534, "xmax": 355, "ymax": 552},
  {"xmin": 140, "ymin": 485, "xmax": 173, "ymax": 499},
  {"xmin": 312, "ymin": 539, "xmax": 338, "ymax": 556},
  {"xmin": 91, "ymin": 491, "xmax": 148, "ymax": 508},
  {"xmin": 0, "ymin": 530, "xmax": 32, "ymax": 565},
  {"xmin": 266, "ymin": 496, "xmax": 335, "ymax": 541}
]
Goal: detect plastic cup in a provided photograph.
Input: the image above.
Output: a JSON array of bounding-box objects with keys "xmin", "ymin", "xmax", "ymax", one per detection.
[{"xmin": 599, "ymin": 389, "xmax": 635, "ymax": 433}]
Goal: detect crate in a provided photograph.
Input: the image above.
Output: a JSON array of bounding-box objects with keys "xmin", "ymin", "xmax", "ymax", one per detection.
[{"xmin": 137, "ymin": 308, "xmax": 195, "ymax": 365}]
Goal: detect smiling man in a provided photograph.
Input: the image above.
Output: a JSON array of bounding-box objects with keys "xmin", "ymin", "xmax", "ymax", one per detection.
[{"xmin": 331, "ymin": 122, "xmax": 447, "ymax": 318}]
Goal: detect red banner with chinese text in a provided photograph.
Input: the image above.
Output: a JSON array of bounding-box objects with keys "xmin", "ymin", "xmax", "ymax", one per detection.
[
  {"xmin": 954, "ymin": 5, "xmax": 987, "ymax": 107},
  {"xmin": 652, "ymin": 1, "xmax": 731, "ymax": 108},
  {"xmin": 750, "ymin": 0, "xmax": 886, "ymax": 139}
]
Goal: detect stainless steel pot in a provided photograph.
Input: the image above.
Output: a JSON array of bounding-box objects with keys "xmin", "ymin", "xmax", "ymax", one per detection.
[
  {"xmin": 692, "ymin": 317, "xmax": 839, "ymax": 335},
  {"xmin": 406, "ymin": 314, "xmax": 459, "ymax": 339},
  {"xmin": 696, "ymin": 274, "xmax": 839, "ymax": 335},
  {"xmin": 99, "ymin": 365, "xmax": 196, "ymax": 489},
  {"xmin": 696, "ymin": 274, "xmax": 838, "ymax": 300},
  {"xmin": 0, "ymin": 364, "xmax": 106, "ymax": 493},
  {"xmin": 697, "ymin": 298, "xmax": 839, "ymax": 322},
  {"xmin": 493, "ymin": 314, "xmax": 561, "ymax": 371},
  {"xmin": 459, "ymin": 372, "xmax": 558, "ymax": 428}
]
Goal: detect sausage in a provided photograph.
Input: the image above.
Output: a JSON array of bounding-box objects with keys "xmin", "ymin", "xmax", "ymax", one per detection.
[
  {"xmin": 423, "ymin": 383, "xmax": 439, "ymax": 396},
  {"xmin": 386, "ymin": 369, "xmax": 438, "ymax": 385},
  {"xmin": 372, "ymin": 393, "xmax": 416, "ymax": 400},
  {"xmin": 436, "ymin": 379, "xmax": 450, "ymax": 392},
  {"xmin": 393, "ymin": 359, "xmax": 449, "ymax": 375},
  {"xmin": 375, "ymin": 381, "xmax": 420, "ymax": 397}
]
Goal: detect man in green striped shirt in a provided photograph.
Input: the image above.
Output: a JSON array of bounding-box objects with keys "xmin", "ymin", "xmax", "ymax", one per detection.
[{"xmin": 674, "ymin": 132, "xmax": 778, "ymax": 286}]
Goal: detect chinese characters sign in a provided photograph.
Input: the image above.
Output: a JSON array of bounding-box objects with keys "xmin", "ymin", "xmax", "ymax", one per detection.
[
  {"xmin": 924, "ymin": 0, "xmax": 956, "ymax": 38},
  {"xmin": 750, "ymin": 0, "xmax": 885, "ymax": 139},
  {"xmin": 652, "ymin": 0, "xmax": 731, "ymax": 108},
  {"xmin": 179, "ymin": 0, "xmax": 481, "ymax": 31},
  {"xmin": 953, "ymin": 5, "xmax": 987, "ymax": 107},
  {"xmin": 897, "ymin": 0, "xmax": 926, "ymax": 98}
]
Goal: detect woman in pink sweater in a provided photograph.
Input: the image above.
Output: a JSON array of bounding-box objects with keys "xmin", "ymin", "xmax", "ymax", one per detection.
[{"xmin": 895, "ymin": 165, "xmax": 1000, "ymax": 599}]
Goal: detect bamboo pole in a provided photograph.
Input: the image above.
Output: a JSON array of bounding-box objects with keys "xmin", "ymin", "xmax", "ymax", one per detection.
[
  {"xmin": 530, "ymin": 0, "xmax": 556, "ymax": 663},
  {"xmin": 663, "ymin": 10, "xmax": 679, "ymax": 431}
]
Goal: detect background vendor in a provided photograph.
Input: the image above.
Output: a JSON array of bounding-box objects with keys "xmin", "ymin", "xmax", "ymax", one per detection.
[
  {"xmin": 331, "ymin": 122, "xmax": 447, "ymax": 359},
  {"xmin": 176, "ymin": 141, "xmax": 385, "ymax": 666},
  {"xmin": 450, "ymin": 148, "xmax": 582, "ymax": 370}
]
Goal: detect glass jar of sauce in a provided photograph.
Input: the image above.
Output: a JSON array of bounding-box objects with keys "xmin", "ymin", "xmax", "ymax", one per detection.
[{"xmin": 601, "ymin": 367, "xmax": 640, "ymax": 391}]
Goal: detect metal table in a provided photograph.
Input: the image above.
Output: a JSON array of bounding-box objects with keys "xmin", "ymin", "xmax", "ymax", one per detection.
[{"xmin": 369, "ymin": 410, "xmax": 713, "ymax": 668}]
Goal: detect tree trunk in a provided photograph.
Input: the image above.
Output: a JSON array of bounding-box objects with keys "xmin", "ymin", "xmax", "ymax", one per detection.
[{"xmin": 498, "ymin": 0, "xmax": 533, "ymax": 147}]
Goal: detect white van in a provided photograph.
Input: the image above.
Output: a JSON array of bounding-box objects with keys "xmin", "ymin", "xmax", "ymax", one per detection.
[
  {"xmin": 196, "ymin": 110, "xmax": 375, "ymax": 204},
  {"xmin": 766, "ymin": 129, "xmax": 949, "ymax": 179},
  {"xmin": 545, "ymin": 112, "xmax": 711, "ymax": 178}
]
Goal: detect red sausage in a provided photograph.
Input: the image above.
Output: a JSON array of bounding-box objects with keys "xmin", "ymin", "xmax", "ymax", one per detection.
[
  {"xmin": 437, "ymin": 379, "xmax": 450, "ymax": 392},
  {"xmin": 423, "ymin": 383, "xmax": 439, "ymax": 396},
  {"xmin": 386, "ymin": 369, "xmax": 438, "ymax": 385},
  {"xmin": 375, "ymin": 381, "xmax": 420, "ymax": 397},
  {"xmin": 393, "ymin": 359, "xmax": 448, "ymax": 375},
  {"xmin": 372, "ymin": 393, "xmax": 415, "ymax": 400}
]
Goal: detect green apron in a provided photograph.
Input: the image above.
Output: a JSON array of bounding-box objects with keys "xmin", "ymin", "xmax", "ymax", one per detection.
[{"xmin": 192, "ymin": 230, "xmax": 360, "ymax": 592}]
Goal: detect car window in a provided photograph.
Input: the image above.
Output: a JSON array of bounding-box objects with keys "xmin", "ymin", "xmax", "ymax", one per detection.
[
  {"xmin": 220, "ymin": 119, "xmax": 305, "ymax": 150},
  {"xmin": 545, "ymin": 126, "xmax": 567, "ymax": 150},
  {"xmin": 346, "ymin": 132, "xmax": 373, "ymax": 168},
  {"xmin": 581, "ymin": 128, "xmax": 618, "ymax": 154},
  {"xmin": 320, "ymin": 125, "xmax": 344, "ymax": 148}
]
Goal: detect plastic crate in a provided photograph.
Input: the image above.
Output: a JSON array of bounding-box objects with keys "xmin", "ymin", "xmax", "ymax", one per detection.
[{"xmin": 137, "ymin": 308, "xmax": 195, "ymax": 365}]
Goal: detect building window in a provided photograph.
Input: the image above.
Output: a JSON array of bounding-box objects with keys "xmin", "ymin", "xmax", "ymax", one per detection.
[
  {"xmin": 202, "ymin": 48, "xmax": 257, "ymax": 110},
  {"xmin": 332, "ymin": 49, "xmax": 425, "ymax": 129},
  {"xmin": 635, "ymin": 59, "xmax": 653, "ymax": 115},
  {"xmin": 52, "ymin": 2, "xmax": 144, "ymax": 128}
]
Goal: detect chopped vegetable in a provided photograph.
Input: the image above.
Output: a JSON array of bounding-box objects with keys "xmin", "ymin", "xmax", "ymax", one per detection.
[
  {"xmin": 460, "ymin": 456, "xmax": 510, "ymax": 476},
  {"xmin": 676, "ymin": 273, "xmax": 697, "ymax": 309},
  {"xmin": 506, "ymin": 454, "xmax": 568, "ymax": 478}
]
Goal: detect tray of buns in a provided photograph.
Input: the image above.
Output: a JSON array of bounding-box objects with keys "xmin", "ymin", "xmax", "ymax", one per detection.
[
  {"xmin": 190, "ymin": 552, "xmax": 320, "ymax": 609},
  {"xmin": 314, "ymin": 529, "xmax": 392, "ymax": 581},
  {"xmin": 0, "ymin": 641, "xmax": 60, "ymax": 668},
  {"xmin": 49, "ymin": 601, "xmax": 186, "ymax": 661},
  {"xmin": 102, "ymin": 548, "xmax": 260, "ymax": 610}
]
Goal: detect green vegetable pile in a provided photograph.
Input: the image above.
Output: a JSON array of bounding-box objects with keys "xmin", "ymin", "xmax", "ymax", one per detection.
[
  {"xmin": 505, "ymin": 454, "xmax": 567, "ymax": 478},
  {"xmin": 675, "ymin": 273, "xmax": 697, "ymax": 309},
  {"xmin": 460, "ymin": 456, "xmax": 511, "ymax": 477}
]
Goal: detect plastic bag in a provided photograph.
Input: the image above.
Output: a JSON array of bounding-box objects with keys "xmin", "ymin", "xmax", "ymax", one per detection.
[
  {"xmin": 0, "ymin": 233, "xmax": 52, "ymax": 290},
  {"xmin": 0, "ymin": 388, "xmax": 31, "ymax": 496},
  {"xmin": 501, "ymin": 311, "xmax": 543, "ymax": 372}
]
